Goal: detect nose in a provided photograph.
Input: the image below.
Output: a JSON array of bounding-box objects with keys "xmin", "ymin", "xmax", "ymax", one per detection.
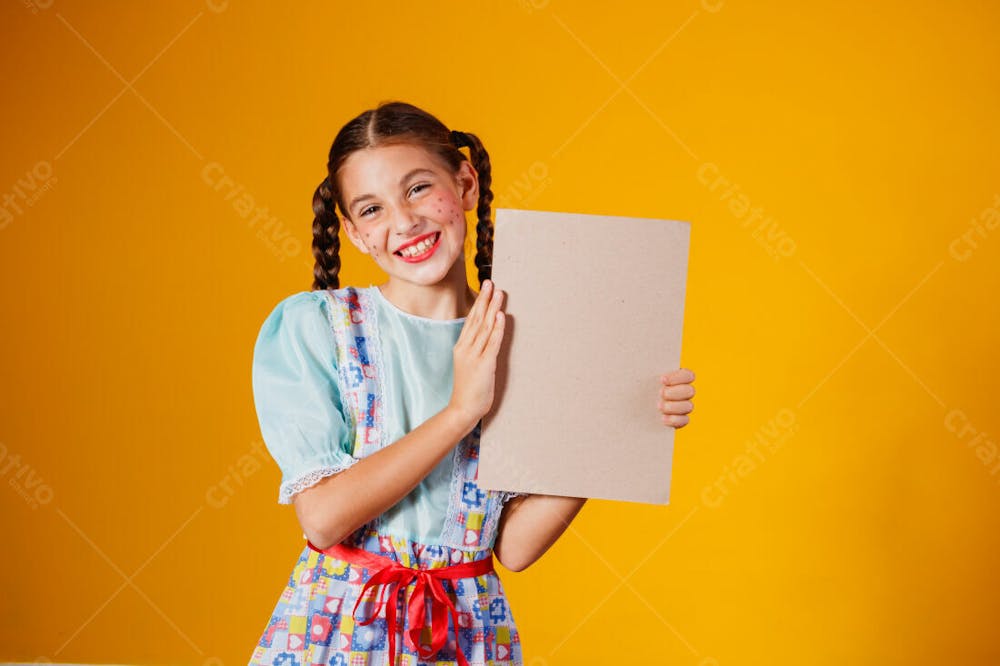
[{"xmin": 390, "ymin": 203, "xmax": 423, "ymax": 236}]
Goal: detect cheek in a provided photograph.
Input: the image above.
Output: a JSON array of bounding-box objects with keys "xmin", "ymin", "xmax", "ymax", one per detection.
[
  {"xmin": 356, "ymin": 230, "xmax": 376, "ymax": 257},
  {"xmin": 432, "ymin": 196, "xmax": 466, "ymax": 228},
  {"xmin": 430, "ymin": 196, "xmax": 465, "ymax": 224}
]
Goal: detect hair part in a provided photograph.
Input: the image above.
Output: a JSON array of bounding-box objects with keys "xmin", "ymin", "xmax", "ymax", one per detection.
[{"xmin": 311, "ymin": 101, "xmax": 495, "ymax": 291}]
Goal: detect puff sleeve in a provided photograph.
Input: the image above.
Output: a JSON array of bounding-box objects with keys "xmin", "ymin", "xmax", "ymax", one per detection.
[{"xmin": 251, "ymin": 291, "xmax": 359, "ymax": 504}]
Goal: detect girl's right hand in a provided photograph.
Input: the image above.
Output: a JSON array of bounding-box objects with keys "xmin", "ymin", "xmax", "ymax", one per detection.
[{"xmin": 449, "ymin": 279, "xmax": 506, "ymax": 429}]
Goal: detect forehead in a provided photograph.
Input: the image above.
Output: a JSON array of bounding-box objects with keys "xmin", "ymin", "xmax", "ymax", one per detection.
[{"xmin": 338, "ymin": 143, "xmax": 448, "ymax": 197}]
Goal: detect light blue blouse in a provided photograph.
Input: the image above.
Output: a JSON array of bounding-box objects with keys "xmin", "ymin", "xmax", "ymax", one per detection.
[{"xmin": 251, "ymin": 285, "xmax": 473, "ymax": 544}]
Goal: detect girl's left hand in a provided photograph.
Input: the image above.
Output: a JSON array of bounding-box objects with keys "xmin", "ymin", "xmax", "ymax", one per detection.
[{"xmin": 659, "ymin": 368, "xmax": 695, "ymax": 428}]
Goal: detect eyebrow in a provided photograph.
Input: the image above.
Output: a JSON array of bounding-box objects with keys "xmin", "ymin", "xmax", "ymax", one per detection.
[{"xmin": 347, "ymin": 168, "xmax": 437, "ymax": 214}]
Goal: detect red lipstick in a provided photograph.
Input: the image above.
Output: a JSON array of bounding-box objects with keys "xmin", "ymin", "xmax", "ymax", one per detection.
[{"xmin": 394, "ymin": 231, "xmax": 441, "ymax": 263}]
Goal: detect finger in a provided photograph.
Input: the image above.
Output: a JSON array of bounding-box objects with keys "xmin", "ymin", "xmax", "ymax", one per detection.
[
  {"xmin": 661, "ymin": 368, "xmax": 694, "ymax": 384},
  {"xmin": 458, "ymin": 280, "xmax": 492, "ymax": 344},
  {"xmin": 470, "ymin": 279, "xmax": 493, "ymax": 324},
  {"xmin": 661, "ymin": 368, "xmax": 695, "ymax": 385},
  {"xmin": 485, "ymin": 285, "xmax": 505, "ymax": 327},
  {"xmin": 659, "ymin": 399, "xmax": 694, "ymax": 415},
  {"xmin": 661, "ymin": 384, "xmax": 695, "ymax": 400},
  {"xmin": 485, "ymin": 310, "xmax": 505, "ymax": 356},
  {"xmin": 662, "ymin": 414, "xmax": 689, "ymax": 428},
  {"xmin": 472, "ymin": 286, "xmax": 504, "ymax": 353}
]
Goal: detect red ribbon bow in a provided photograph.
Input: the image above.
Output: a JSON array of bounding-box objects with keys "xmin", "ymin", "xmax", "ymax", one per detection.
[{"xmin": 307, "ymin": 540, "xmax": 495, "ymax": 666}]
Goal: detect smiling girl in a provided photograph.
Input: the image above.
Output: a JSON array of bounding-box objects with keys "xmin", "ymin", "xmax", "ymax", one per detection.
[{"xmin": 248, "ymin": 101, "xmax": 696, "ymax": 665}]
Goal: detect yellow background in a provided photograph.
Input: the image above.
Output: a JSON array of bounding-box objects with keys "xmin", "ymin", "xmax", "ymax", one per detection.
[{"xmin": 2, "ymin": 1, "xmax": 998, "ymax": 664}]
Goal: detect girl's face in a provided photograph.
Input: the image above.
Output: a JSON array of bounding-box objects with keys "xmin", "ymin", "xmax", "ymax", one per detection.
[{"xmin": 338, "ymin": 142, "xmax": 478, "ymax": 290}]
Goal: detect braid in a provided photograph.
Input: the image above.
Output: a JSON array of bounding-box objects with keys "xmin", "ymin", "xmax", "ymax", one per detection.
[
  {"xmin": 460, "ymin": 132, "xmax": 495, "ymax": 286},
  {"xmin": 311, "ymin": 101, "xmax": 495, "ymax": 290},
  {"xmin": 310, "ymin": 175, "xmax": 342, "ymax": 291}
]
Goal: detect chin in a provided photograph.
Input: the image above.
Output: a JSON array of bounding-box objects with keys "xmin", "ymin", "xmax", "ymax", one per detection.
[{"xmin": 386, "ymin": 256, "xmax": 462, "ymax": 286}]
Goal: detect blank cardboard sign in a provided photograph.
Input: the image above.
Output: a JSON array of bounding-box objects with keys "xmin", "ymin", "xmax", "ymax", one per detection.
[{"xmin": 477, "ymin": 208, "xmax": 691, "ymax": 505}]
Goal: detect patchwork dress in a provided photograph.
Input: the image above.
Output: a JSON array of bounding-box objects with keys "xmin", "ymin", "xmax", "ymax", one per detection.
[{"xmin": 248, "ymin": 285, "xmax": 524, "ymax": 666}]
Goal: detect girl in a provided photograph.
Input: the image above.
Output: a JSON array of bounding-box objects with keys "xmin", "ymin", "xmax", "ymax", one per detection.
[{"xmin": 248, "ymin": 101, "xmax": 696, "ymax": 666}]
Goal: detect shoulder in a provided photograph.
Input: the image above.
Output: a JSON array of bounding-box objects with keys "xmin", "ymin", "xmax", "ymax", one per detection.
[
  {"xmin": 255, "ymin": 289, "xmax": 343, "ymax": 349},
  {"xmin": 255, "ymin": 286, "xmax": 374, "ymax": 344},
  {"xmin": 260, "ymin": 289, "xmax": 327, "ymax": 326},
  {"xmin": 264, "ymin": 285, "xmax": 371, "ymax": 320}
]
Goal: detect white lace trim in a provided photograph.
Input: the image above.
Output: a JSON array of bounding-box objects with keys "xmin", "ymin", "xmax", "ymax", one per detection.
[
  {"xmin": 317, "ymin": 290, "xmax": 351, "ymax": 438},
  {"xmin": 361, "ymin": 288, "xmax": 389, "ymax": 457},
  {"xmin": 440, "ymin": 434, "xmax": 470, "ymax": 547},
  {"xmin": 497, "ymin": 490, "xmax": 526, "ymax": 506},
  {"xmin": 359, "ymin": 288, "xmax": 386, "ymax": 534},
  {"xmin": 320, "ymin": 289, "xmax": 359, "ymax": 460},
  {"xmin": 441, "ymin": 423, "xmax": 518, "ymax": 551},
  {"xmin": 310, "ymin": 288, "xmax": 385, "ymax": 532},
  {"xmin": 278, "ymin": 461, "xmax": 358, "ymax": 504},
  {"xmin": 482, "ymin": 489, "xmax": 525, "ymax": 547}
]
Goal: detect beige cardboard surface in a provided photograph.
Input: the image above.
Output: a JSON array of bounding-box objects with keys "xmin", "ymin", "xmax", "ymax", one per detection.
[{"xmin": 477, "ymin": 208, "xmax": 691, "ymax": 505}]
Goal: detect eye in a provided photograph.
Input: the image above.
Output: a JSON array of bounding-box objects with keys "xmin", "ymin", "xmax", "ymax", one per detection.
[
  {"xmin": 359, "ymin": 204, "xmax": 380, "ymax": 218},
  {"xmin": 409, "ymin": 183, "xmax": 431, "ymax": 196}
]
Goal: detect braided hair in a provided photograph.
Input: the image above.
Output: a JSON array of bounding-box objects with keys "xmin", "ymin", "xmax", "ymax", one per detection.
[{"xmin": 311, "ymin": 101, "xmax": 495, "ymax": 291}]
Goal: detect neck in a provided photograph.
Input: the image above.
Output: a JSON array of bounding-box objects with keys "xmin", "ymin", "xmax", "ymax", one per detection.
[{"xmin": 378, "ymin": 261, "xmax": 478, "ymax": 320}]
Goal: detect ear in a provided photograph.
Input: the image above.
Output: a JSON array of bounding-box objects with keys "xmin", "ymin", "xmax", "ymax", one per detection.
[
  {"xmin": 341, "ymin": 215, "xmax": 371, "ymax": 256},
  {"xmin": 456, "ymin": 160, "xmax": 479, "ymax": 212}
]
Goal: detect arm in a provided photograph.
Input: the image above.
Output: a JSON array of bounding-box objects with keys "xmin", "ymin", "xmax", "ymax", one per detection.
[
  {"xmin": 297, "ymin": 280, "xmax": 508, "ymax": 549},
  {"xmin": 493, "ymin": 367, "xmax": 697, "ymax": 571},
  {"xmin": 492, "ymin": 494, "xmax": 587, "ymax": 572},
  {"xmin": 295, "ymin": 405, "xmax": 476, "ymax": 549}
]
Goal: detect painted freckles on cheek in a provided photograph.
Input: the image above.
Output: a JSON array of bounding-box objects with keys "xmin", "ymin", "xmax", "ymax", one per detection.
[{"xmin": 364, "ymin": 233, "xmax": 375, "ymax": 257}]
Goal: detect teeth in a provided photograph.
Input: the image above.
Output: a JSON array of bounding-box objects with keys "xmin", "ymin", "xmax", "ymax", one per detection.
[{"xmin": 400, "ymin": 234, "xmax": 436, "ymax": 257}]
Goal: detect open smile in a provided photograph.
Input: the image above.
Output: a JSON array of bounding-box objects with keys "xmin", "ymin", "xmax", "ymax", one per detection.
[{"xmin": 394, "ymin": 231, "xmax": 442, "ymax": 263}]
